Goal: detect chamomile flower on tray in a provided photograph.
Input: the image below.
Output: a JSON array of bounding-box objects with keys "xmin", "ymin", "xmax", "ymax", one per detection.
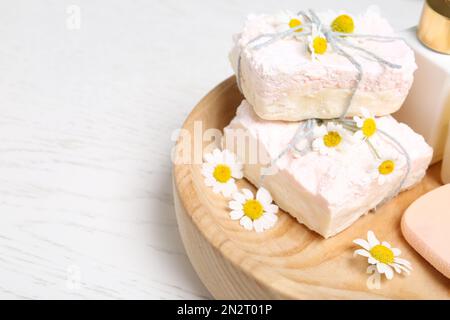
[
  {"xmin": 228, "ymin": 188, "xmax": 278, "ymax": 233},
  {"xmin": 201, "ymin": 148, "xmax": 243, "ymax": 198},
  {"xmin": 353, "ymin": 230, "xmax": 412, "ymax": 280}
]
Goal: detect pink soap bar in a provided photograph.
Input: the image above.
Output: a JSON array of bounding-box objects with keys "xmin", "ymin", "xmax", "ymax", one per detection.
[{"xmin": 402, "ymin": 184, "xmax": 450, "ymax": 279}]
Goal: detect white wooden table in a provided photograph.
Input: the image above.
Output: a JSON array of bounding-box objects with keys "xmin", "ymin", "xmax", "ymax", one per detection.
[{"xmin": 0, "ymin": 0, "xmax": 423, "ymax": 299}]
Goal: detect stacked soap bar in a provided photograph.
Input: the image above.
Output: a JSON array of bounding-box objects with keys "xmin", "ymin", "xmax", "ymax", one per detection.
[
  {"xmin": 223, "ymin": 9, "xmax": 433, "ymax": 238},
  {"xmin": 223, "ymin": 101, "xmax": 433, "ymax": 238},
  {"xmin": 229, "ymin": 10, "xmax": 417, "ymax": 121}
]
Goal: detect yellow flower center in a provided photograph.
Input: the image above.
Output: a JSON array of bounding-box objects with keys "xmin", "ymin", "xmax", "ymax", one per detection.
[
  {"xmin": 370, "ymin": 245, "xmax": 395, "ymax": 264},
  {"xmin": 362, "ymin": 118, "xmax": 377, "ymax": 138},
  {"xmin": 378, "ymin": 160, "xmax": 395, "ymax": 175},
  {"xmin": 243, "ymin": 199, "xmax": 264, "ymax": 220},
  {"xmin": 289, "ymin": 18, "xmax": 303, "ymax": 32},
  {"xmin": 213, "ymin": 164, "xmax": 232, "ymax": 183},
  {"xmin": 323, "ymin": 131, "xmax": 342, "ymax": 148},
  {"xmin": 312, "ymin": 36, "xmax": 327, "ymax": 54},
  {"xmin": 331, "ymin": 14, "xmax": 355, "ymax": 34}
]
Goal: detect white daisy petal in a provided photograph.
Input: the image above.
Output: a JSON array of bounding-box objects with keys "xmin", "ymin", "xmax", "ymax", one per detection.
[
  {"xmin": 354, "ymin": 249, "xmax": 370, "ymax": 258},
  {"xmin": 264, "ymin": 204, "xmax": 279, "ymax": 214},
  {"xmin": 212, "ymin": 148, "xmax": 223, "ymax": 162},
  {"xmin": 212, "ymin": 184, "xmax": 222, "ymax": 194},
  {"xmin": 367, "ymin": 230, "xmax": 380, "ymax": 247},
  {"xmin": 204, "ymin": 177, "xmax": 215, "ymax": 187},
  {"xmin": 368, "ymin": 257, "xmax": 378, "ymax": 265},
  {"xmin": 353, "ymin": 116, "xmax": 363, "ymax": 127},
  {"xmin": 381, "ymin": 241, "xmax": 391, "ymax": 248},
  {"xmin": 384, "ymin": 265, "xmax": 394, "ymax": 280},
  {"xmin": 394, "ymin": 258, "xmax": 412, "ymax": 268},
  {"xmin": 353, "ymin": 238, "xmax": 371, "ymax": 251},
  {"xmin": 241, "ymin": 188, "xmax": 254, "ymax": 200},
  {"xmin": 391, "ymin": 263, "xmax": 402, "ymax": 274},
  {"xmin": 231, "ymin": 165, "xmax": 243, "ymax": 179},
  {"xmin": 230, "ymin": 210, "xmax": 244, "ymax": 220},
  {"xmin": 391, "ymin": 248, "xmax": 401, "ymax": 256},
  {"xmin": 264, "ymin": 213, "xmax": 278, "ymax": 224},
  {"xmin": 222, "ymin": 180, "xmax": 237, "ymax": 198},
  {"xmin": 256, "ymin": 187, "xmax": 272, "ymax": 204},
  {"xmin": 261, "ymin": 217, "xmax": 273, "ymax": 230},
  {"xmin": 228, "ymin": 200, "xmax": 242, "ymax": 210},
  {"xmin": 376, "ymin": 262, "xmax": 388, "ymax": 274},
  {"xmin": 232, "ymin": 191, "xmax": 246, "ymax": 204},
  {"xmin": 203, "ymin": 152, "xmax": 215, "ymax": 164},
  {"xmin": 240, "ymin": 216, "xmax": 253, "ymax": 230},
  {"xmin": 222, "ymin": 149, "xmax": 234, "ymax": 164},
  {"xmin": 396, "ymin": 264, "xmax": 411, "ymax": 275},
  {"xmin": 253, "ymin": 219, "xmax": 264, "ymax": 233},
  {"xmin": 201, "ymin": 163, "xmax": 214, "ymax": 175}
]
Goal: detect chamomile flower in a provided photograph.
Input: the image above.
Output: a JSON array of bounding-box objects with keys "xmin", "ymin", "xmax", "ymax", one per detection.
[
  {"xmin": 272, "ymin": 11, "xmax": 304, "ymax": 38},
  {"xmin": 308, "ymin": 24, "xmax": 328, "ymax": 60},
  {"xmin": 228, "ymin": 187, "xmax": 278, "ymax": 233},
  {"xmin": 354, "ymin": 230, "xmax": 412, "ymax": 280},
  {"xmin": 353, "ymin": 108, "xmax": 378, "ymax": 141},
  {"xmin": 370, "ymin": 153, "xmax": 400, "ymax": 185},
  {"xmin": 202, "ymin": 148, "xmax": 243, "ymax": 197},
  {"xmin": 312, "ymin": 122, "xmax": 350, "ymax": 156}
]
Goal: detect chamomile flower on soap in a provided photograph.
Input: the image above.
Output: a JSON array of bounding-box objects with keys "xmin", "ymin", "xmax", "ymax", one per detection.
[
  {"xmin": 273, "ymin": 11, "xmax": 304, "ymax": 38},
  {"xmin": 370, "ymin": 153, "xmax": 400, "ymax": 185},
  {"xmin": 307, "ymin": 24, "xmax": 328, "ymax": 60},
  {"xmin": 228, "ymin": 187, "xmax": 278, "ymax": 233},
  {"xmin": 312, "ymin": 122, "xmax": 350, "ymax": 156},
  {"xmin": 353, "ymin": 230, "xmax": 412, "ymax": 280},
  {"xmin": 202, "ymin": 148, "xmax": 243, "ymax": 197},
  {"xmin": 353, "ymin": 108, "xmax": 378, "ymax": 141}
]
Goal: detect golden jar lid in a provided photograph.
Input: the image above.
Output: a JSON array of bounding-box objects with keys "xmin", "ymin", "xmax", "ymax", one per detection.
[{"xmin": 417, "ymin": 0, "xmax": 450, "ymax": 54}]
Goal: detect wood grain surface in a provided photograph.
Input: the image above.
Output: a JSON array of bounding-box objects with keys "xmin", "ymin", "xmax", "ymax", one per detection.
[{"xmin": 173, "ymin": 77, "xmax": 450, "ymax": 300}]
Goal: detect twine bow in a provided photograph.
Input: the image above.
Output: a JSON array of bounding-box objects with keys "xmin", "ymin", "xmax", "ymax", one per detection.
[{"xmin": 237, "ymin": 9, "xmax": 411, "ymax": 206}]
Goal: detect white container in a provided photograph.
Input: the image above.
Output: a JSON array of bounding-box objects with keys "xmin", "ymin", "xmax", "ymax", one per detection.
[{"xmin": 394, "ymin": 27, "xmax": 450, "ymax": 164}]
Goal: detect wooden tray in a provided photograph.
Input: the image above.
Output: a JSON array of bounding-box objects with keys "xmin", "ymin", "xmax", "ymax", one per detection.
[{"xmin": 172, "ymin": 77, "xmax": 450, "ymax": 299}]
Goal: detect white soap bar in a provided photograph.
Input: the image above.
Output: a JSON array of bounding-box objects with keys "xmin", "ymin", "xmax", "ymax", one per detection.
[
  {"xmin": 223, "ymin": 101, "xmax": 433, "ymax": 238},
  {"xmin": 394, "ymin": 27, "xmax": 450, "ymax": 164},
  {"xmin": 230, "ymin": 9, "xmax": 416, "ymax": 121}
]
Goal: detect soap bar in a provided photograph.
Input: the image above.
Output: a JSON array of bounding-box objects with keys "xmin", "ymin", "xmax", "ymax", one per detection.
[
  {"xmin": 223, "ymin": 100, "xmax": 432, "ymax": 238},
  {"xmin": 401, "ymin": 184, "xmax": 450, "ymax": 279},
  {"xmin": 230, "ymin": 9, "xmax": 416, "ymax": 121}
]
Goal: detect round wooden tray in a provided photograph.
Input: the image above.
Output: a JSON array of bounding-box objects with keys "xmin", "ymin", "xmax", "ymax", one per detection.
[{"xmin": 172, "ymin": 77, "xmax": 450, "ymax": 299}]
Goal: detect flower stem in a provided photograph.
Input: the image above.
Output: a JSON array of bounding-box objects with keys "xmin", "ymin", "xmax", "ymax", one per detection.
[{"xmin": 366, "ymin": 139, "xmax": 381, "ymax": 159}]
